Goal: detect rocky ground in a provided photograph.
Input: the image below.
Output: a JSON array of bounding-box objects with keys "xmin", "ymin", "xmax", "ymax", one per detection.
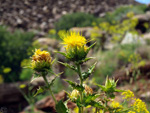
[{"xmin": 0, "ymin": 0, "xmax": 139, "ymax": 32}]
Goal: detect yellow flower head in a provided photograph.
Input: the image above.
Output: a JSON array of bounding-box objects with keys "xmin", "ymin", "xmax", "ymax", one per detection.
[
  {"xmin": 128, "ymin": 111, "xmax": 136, "ymax": 113},
  {"xmin": 62, "ymin": 31, "xmax": 87, "ymax": 50},
  {"xmin": 31, "ymin": 49, "xmax": 52, "ymax": 72},
  {"xmin": 122, "ymin": 90, "xmax": 134, "ymax": 100},
  {"xmin": 111, "ymin": 100, "xmax": 123, "ymax": 112},
  {"xmin": 132, "ymin": 98, "xmax": 149, "ymax": 113},
  {"xmin": 61, "ymin": 31, "xmax": 89, "ymax": 61}
]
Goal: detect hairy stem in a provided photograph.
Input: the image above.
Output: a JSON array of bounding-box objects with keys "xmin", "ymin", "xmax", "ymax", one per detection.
[
  {"xmin": 42, "ymin": 75, "xmax": 57, "ymax": 104},
  {"xmin": 77, "ymin": 64, "xmax": 84, "ymax": 113}
]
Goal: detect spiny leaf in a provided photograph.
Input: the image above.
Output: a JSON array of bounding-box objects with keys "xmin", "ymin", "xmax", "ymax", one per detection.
[
  {"xmin": 51, "ymin": 58, "xmax": 56, "ymax": 65},
  {"xmin": 58, "ymin": 61, "xmax": 77, "ymax": 72},
  {"xmin": 31, "ymin": 73, "xmax": 40, "ymax": 82},
  {"xmin": 86, "ymin": 42, "xmax": 96, "ymax": 53},
  {"xmin": 65, "ymin": 79, "xmax": 84, "ymax": 91},
  {"xmin": 78, "ymin": 57, "xmax": 95, "ymax": 64},
  {"xmin": 89, "ymin": 100, "xmax": 104, "ymax": 108},
  {"xmin": 49, "ymin": 76, "xmax": 58, "ymax": 86},
  {"xmin": 34, "ymin": 86, "xmax": 47, "ymax": 97},
  {"xmin": 96, "ymin": 84, "xmax": 106, "ymax": 92},
  {"xmin": 82, "ymin": 62, "xmax": 97, "ymax": 80},
  {"xmin": 56, "ymin": 51, "xmax": 67, "ymax": 57},
  {"xmin": 56, "ymin": 100, "xmax": 68, "ymax": 113}
]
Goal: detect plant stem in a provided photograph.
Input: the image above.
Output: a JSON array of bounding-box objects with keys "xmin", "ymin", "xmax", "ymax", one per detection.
[
  {"xmin": 42, "ymin": 75, "xmax": 57, "ymax": 104},
  {"xmin": 77, "ymin": 64, "xmax": 83, "ymax": 113}
]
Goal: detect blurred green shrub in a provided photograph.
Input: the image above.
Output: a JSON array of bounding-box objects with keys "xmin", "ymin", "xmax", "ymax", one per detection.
[
  {"xmin": 20, "ymin": 59, "xmax": 33, "ymax": 80},
  {"xmin": 117, "ymin": 44, "xmax": 139, "ymax": 65},
  {"xmin": 91, "ymin": 12, "xmax": 139, "ymax": 51},
  {"xmin": 0, "ymin": 26, "xmax": 34, "ymax": 82},
  {"xmin": 93, "ymin": 44, "xmax": 141, "ymax": 84},
  {"xmin": 98, "ymin": 5, "xmax": 147, "ymax": 23},
  {"xmin": 55, "ymin": 12, "xmax": 97, "ymax": 31}
]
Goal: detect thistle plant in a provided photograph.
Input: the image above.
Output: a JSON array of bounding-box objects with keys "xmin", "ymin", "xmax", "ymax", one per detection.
[
  {"xmin": 29, "ymin": 31, "xmax": 149, "ymax": 113},
  {"xmin": 31, "ymin": 49, "xmax": 57, "ymax": 104}
]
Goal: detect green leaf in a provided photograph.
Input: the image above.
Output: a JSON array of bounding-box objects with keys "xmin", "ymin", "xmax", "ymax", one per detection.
[
  {"xmin": 78, "ymin": 57, "xmax": 94, "ymax": 64},
  {"xmin": 56, "ymin": 51, "xmax": 67, "ymax": 57},
  {"xmin": 31, "ymin": 73, "xmax": 41, "ymax": 82},
  {"xmin": 58, "ymin": 61, "xmax": 77, "ymax": 72},
  {"xmin": 96, "ymin": 84, "xmax": 106, "ymax": 92},
  {"xmin": 49, "ymin": 76, "xmax": 58, "ymax": 86},
  {"xmin": 82, "ymin": 62, "xmax": 96, "ymax": 80},
  {"xmin": 34, "ymin": 86, "xmax": 47, "ymax": 97},
  {"xmin": 86, "ymin": 42, "xmax": 96, "ymax": 53},
  {"xmin": 89, "ymin": 100, "xmax": 104, "ymax": 108},
  {"xmin": 65, "ymin": 80, "xmax": 84, "ymax": 91},
  {"xmin": 51, "ymin": 58, "xmax": 56, "ymax": 65},
  {"xmin": 56, "ymin": 100, "xmax": 68, "ymax": 113},
  {"xmin": 82, "ymin": 62, "xmax": 97, "ymax": 80},
  {"xmin": 115, "ymin": 89, "xmax": 124, "ymax": 92}
]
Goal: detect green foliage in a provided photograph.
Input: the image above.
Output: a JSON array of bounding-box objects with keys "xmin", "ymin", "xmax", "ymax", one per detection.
[
  {"xmin": 56, "ymin": 100, "xmax": 68, "ymax": 113},
  {"xmin": 94, "ymin": 50, "xmax": 118, "ymax": 81},
  {"xmin": 98, "ymin": 5, "xmax": 147, "ymax": 23},
  {"xmin": 20, "ymin": 68, "xmax": 33, "ymax": 80},
  {"xmin": 65, "ymin": 80, "xmax": 84, "ymax": 92},
  {"xmin": 93, "ymin": 44, "xmax": 140, "ymax": 84},
  {"xmin": 55, "ymin": 12, "xmax": 97, "ymax": 31},
  {"xmin": 97, "ymin": 77, "xmax": 122, "ymax": 99},
  {"xmin": 91, "ymin": 12, "xmax": 139, "ymax": 46},
  {"xmin": 0, "ymin": 26, "xmax": 35, "ymax": 82}
]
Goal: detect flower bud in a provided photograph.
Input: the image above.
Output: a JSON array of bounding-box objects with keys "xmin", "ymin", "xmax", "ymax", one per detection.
[
  {"xmin": 83, "ymin": 84, "xmax": 93, "ymax": 95},
  {"xmin": 70, "ymin": 89, "xmax": 80, "ymax": 100},
  {"xmin": 31, "ymin": 49, "xmax": 52, "ymax": 72}
]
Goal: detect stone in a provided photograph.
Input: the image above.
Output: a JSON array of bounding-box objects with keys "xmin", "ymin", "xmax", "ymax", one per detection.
[
  {"xmin": 143, "ymin": 32, "xmax": 150, "ymax": 40},
  {"xmin": 0, "ymin": 0, "xmax": 140, "ymax": 33},
  {"xmin": 121, "ymin": 32, "xmax": 146, "ymax": 45},
  {"xmin": 37, "ymin": 38, "xmax": 60, "ymax": 50},
  {"xmin": 140, "ymin": 91, "xmax": 150, "ymax": 102}
]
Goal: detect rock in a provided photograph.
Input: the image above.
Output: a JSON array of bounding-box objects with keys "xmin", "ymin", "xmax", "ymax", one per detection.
[
  {"xmin": 136, "ymin": 46, "xmax": 150, "ymax": 59},
  {"xmin": 20, "ymin": 107, "xmax": 45, "ymax": 113},
  {"xmin": 0, "ymin": 82, "xmax": 29, "ymax": 113},
  {"xmin": 135, "ymin": 12, "xmax": 150, "ymax": 33},
  {"xmin": 121, "ymin": 32, "xmax": 146, "ymax": 45},
  {"xmin": 135, "ymin": 11, "xmax": 150, "ymax": 22},
  {"xmin": 143, "ymin": 32, "xmax": 150, "ymax": 40},
  {"xmin": 113, "ymin": 62, "xmax": 150, "ymax": 85},
  {"xmin": 35, "ymin": 91, "xmax": 67, "ymax": 112},
  {"xmin": 0, "ymin": 81, "xmax": 46, "ymax": 113},
  {"xmin": 0, "ymin": 0, "xmax": 140, "ymax": 32},
  {"xmin": 140, "ymin": 91, "xmax": 150, "ymax": 102},
  {"xmin": 36, "ymin": 38, "xmax": 60, "ymax": 52}
]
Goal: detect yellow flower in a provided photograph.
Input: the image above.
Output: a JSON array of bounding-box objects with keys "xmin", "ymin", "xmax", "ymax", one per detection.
[
  {"xmin": 19, "ymin": 84, "xmax": 26, "ymax": 89},
  {"xmin": 128, "ymin": 111, "xmax": 136, "ymax": 113},
  {"xmin": 132, "ymin": 98, "xmax": 149, "ymax": 113},
  {"xmin": 31, "ymin": 49, "xmax": 52, "ymax": 72},
  {"xmin": 62, "ymin": 31, "xmax": 87, "ymax": 50},
  {"xmin": 111, "ymin": 100, "xmax": 123, "ymax": 112},
  {"xmin": 122, "ymin": 90, "xmax": 134, "ymax": 100},
  {"xmin": 61, "ymin": 31, "xmax": 89, "ymax": 61}
]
